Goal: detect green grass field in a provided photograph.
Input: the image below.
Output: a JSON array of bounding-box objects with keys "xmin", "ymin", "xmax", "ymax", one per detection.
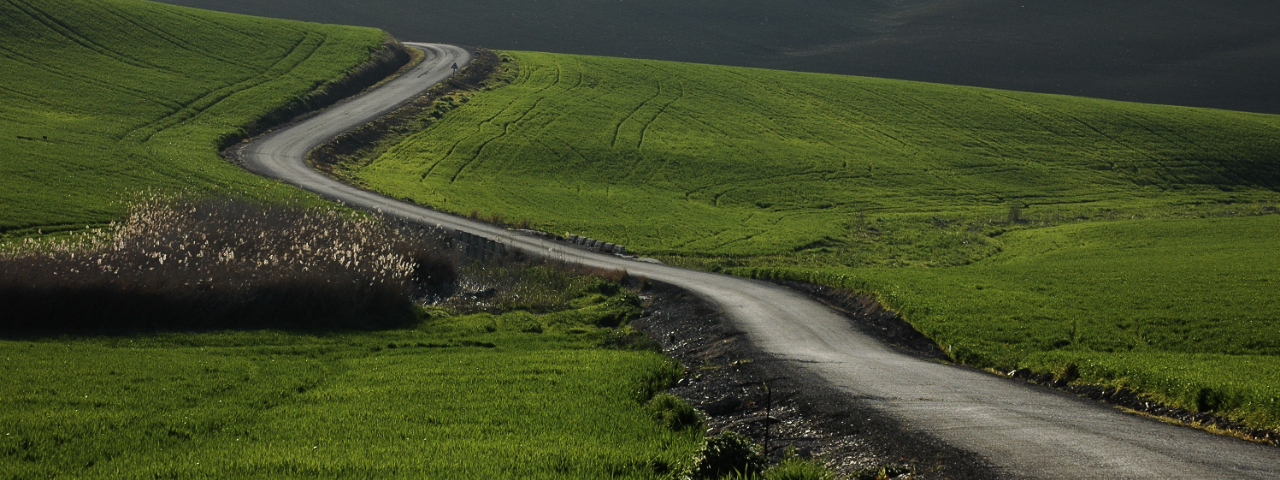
[
  {"xmin": 0, "ymin": 276, "xmax": 699, "ymax": 479},
  {"xmin": 0, "ymin": 0, "xmax": 388, "ymax": 237},
  {"xmin": 360, "ymin": 52, "xmax": 1279, "ymax": 259},
  {"xmin": 355, "ymin": 52, "xmax": 1280, "ymax": 430}
]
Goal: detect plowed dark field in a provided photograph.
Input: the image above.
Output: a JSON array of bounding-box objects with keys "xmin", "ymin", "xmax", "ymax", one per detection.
[{"xmin": 155, "ymin": 0, "xmax": 1280, "ymax": 114}]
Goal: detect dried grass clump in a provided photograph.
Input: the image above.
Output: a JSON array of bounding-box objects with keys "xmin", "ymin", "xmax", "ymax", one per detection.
[
  {"xmin": 437, "ymin": 258, "xmax": 630, "ymax": 315},
  {"xmin": 0, "ymin": 196, "xmax": 456, "ymax": 331}
]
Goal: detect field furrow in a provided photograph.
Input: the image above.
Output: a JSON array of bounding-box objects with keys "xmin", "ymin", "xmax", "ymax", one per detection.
[
  {"xmin": 637, "ymin": 81, "xmax": 685, "ymax": 151},
  {"xmin": 611, "ymin": 80, "xmax": 663, "ymax": 149}
]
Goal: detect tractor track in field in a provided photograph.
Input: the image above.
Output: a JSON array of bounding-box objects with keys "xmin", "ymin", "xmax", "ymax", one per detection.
[{"xmin": 236, "ymin": 43, "xmax": 1280, "ymax": 479}]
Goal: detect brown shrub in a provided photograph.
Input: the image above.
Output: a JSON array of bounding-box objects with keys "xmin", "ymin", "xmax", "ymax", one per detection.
[{"xmin": 0, "ymin": 196, "xmax": 456, "ymax": 332}]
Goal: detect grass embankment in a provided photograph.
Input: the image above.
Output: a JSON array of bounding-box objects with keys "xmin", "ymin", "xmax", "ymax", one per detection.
[
  {"xmin": 0, "ymin": 0, "xmax": 400, "ymax": 238},
  {"xmin": 353, "ymin": 52, "xmax": 1280, "ymax": 431}
]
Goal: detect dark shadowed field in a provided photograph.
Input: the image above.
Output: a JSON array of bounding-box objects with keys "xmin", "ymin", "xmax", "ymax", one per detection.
[{"xmin": 156, "ymin": 0, "xmax": 1280, "ymax": 114}]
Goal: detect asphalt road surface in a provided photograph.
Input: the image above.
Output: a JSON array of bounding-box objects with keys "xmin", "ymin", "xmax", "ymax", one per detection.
[{"xmin": 240, "ymin": 43, "xmax": 1280, "ymax": 479}]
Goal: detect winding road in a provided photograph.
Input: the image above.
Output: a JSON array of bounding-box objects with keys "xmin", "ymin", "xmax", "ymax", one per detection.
[{"xmin": 240, "ymin": 43, "xmax": 1280, "ymax": 479}]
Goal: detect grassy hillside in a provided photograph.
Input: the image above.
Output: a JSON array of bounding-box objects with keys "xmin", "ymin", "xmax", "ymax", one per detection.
[
  {"xmin": 740, "ymin": 216, "xmax": 1280, "ymax": 430},
  {"xmin": 157, "ymin": 0, "xmax": 1280, "ymax": 114},
  {"xmin": 355, "ymin": 52, "xmax": 1280, "ymax": 430},
  {"xmin": 361, "ymin": 52, "xmax": 1280, "ymax": 259},
  {"xmin": 0, "ymin": 0, "xmax": 389, "ymax": 237},
  {"xmin": 0, "ymin": 280, "xmax": 698, "ymax": 478}
]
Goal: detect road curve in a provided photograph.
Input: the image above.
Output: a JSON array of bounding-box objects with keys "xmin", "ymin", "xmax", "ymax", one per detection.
[{"xmin": 240, "ymin": 43, "xmax": 1280, "ymax": 479}]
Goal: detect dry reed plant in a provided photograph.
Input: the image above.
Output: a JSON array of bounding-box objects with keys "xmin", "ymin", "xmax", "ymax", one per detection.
[{"xmin": 0, "ymin": 195, "xmax": 456, "ymax": 331}]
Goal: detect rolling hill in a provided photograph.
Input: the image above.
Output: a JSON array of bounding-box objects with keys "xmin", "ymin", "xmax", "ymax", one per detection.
[
  {"xmin": 155, "ymin": 0, "xmax": 1280, "ymax": 114},
  {"xmin": 359, "ymin": 52, "xmax": 1280, "ymax": 259},
  {"xmin": 352, "ymin": 51, "xmax": 1280, "ymax": 430},
  {"xmin": 0, "ymin": 0, "xmax": 393, "ymax": 236}
]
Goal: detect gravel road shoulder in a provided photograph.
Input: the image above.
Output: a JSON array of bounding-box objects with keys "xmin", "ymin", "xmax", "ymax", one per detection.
[{"xmin": 633, "ymin": 281, "xmax": 1000, "ymax": 479}]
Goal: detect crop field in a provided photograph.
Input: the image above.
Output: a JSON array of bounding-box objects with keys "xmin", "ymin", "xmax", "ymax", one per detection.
[
  {"xmin": 0, "ymin": 283, "xmax": 699, "ymax": 478},
  {"xmin": 359, "ymin": 52, "xmax": 1280, "ymax": 259},
  {"xmin": 355, "ymin": 52, "xmax": 1280, "ymax": 430},
  {"xmin": 0, "ymin": 0, "xmax": 388, "ymax": 237}
]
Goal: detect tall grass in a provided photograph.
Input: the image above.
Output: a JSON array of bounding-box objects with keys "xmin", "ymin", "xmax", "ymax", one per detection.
[{"xmin": 0, "ymin": 196, "xmax": 455, "ymax": 331}]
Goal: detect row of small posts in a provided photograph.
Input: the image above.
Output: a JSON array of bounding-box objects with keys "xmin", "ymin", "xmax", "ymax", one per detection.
[
  {"xmin": 567, "ymin": 235, "xmax": 626, "ymax": 255},
  {"xmin": 453, "ymin": 230, "xmax": 507, "ymax": 260}
]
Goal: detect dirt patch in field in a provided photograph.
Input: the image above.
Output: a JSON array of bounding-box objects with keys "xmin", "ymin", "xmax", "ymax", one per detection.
[{"xmin": 631, "ymin": 280, "xmax": 1000, "ymax": 479}]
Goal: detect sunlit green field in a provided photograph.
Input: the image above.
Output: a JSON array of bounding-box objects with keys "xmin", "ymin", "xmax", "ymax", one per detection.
[
  {"xmin": 0, "ymin": 287, "xmax": 696, "ymax": 479},
  {"xmin": 359, "ymin": 52, "xmax": 1279, "ymax": 260},
  {"xmin": 0, "ymin": 0, "xmax": 387, "ymax": 237},
  {"xmin": 738, "ymin": 215, "xmax": 1280, "ymax": 429},
  {"xmin": 356, "ymin": 51, "xmax": 1280, "ymax": 430}
]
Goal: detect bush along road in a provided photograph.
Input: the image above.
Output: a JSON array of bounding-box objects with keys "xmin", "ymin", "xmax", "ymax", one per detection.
[{"xmin": 236, "ymin": 43, "xmax": 1280, "ymax": 479}]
